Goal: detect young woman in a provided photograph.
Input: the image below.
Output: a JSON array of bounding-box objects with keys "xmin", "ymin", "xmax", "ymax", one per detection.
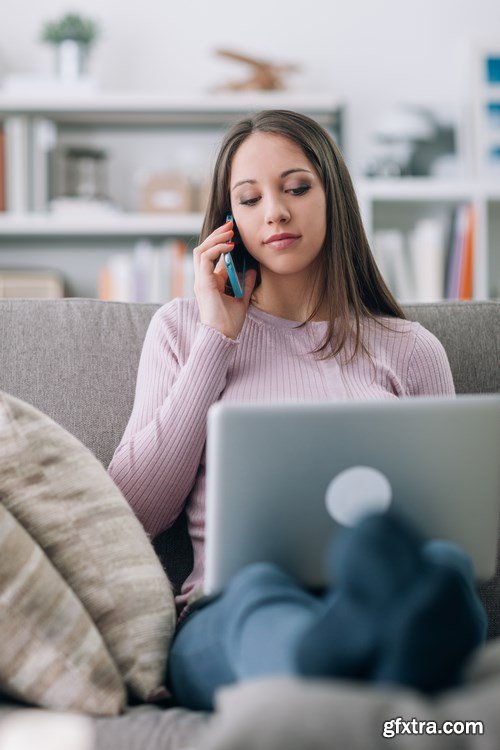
[{"xmin": 108, "ymin": 110, "xmax": 486, "ymax": 711}]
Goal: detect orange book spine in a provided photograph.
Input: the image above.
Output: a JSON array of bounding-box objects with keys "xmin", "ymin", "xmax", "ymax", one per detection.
[
  {"xmin": 97, "ymin": 266, "xmax": 113, "ymax": 300},
  {"xmin": 459, "ymin": 205, "xmax": 475, "ymax": 300}
]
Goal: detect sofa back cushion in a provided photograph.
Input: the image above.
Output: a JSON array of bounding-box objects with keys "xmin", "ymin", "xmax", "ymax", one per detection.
[
  {"xmin": 403, "ymin": 301, "xmax": 499, "ymax": 395},
  {"xmin": 0, "ymin": 300, "xmax": 497, "ymax": 469}
]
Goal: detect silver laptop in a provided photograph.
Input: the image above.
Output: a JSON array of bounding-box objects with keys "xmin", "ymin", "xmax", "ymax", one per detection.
[{"xmin": 204, "ymin": 395, "xmax": 500, "ymax": 594}]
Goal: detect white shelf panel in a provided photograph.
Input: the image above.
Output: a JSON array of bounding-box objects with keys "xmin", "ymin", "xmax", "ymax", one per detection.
[
  {"xmin": 355, "ymin": 178, "xmax": 481, "ymax": 201},
  {"xmin": 0, "ymin": 91, "xmax": 342, "ymax": 110},
  {"xmin": 0, "ymin": 212, "xmax": 204, "ymax": 237},
  {"xmin": 0, "ymin": 91, "xmax": 343, "ymax": 126}
]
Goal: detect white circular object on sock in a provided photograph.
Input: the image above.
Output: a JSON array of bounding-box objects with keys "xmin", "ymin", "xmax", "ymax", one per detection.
[{"xmin": 325, "ymin": 466, "xmax": 392, "ymax": 526}]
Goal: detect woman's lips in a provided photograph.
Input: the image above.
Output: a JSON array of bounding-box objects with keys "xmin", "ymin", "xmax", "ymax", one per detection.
[{"xmin": 266, "ymin": 236, "xmax": 300, "ymax": 250}]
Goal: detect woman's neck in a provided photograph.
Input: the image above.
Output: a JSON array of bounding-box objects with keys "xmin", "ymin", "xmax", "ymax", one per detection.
[{"xmin": 250, "ymin": 291, "xmax": 328, "ymax": 323}]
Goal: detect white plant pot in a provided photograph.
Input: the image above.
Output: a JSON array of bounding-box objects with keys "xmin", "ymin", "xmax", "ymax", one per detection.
[{"xmin": 56, "ymin": 40, "xmax": 89, "ymax": 81}]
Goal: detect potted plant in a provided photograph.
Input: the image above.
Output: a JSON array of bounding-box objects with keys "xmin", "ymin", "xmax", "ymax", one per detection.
[{"xmin": 41, "ymin": 13, "xmax": 100, "ymax": 80}]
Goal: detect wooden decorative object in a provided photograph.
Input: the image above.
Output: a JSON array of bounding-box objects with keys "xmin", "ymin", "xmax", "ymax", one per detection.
[{"xmin": 213, "ymin": 49, "xmax": 300, "ymax": 92}]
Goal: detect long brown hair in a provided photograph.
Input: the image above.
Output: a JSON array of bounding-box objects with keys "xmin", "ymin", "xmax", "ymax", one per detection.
[{"xmin": 200, "ymin": 109, "xmax": 407, "ymax": 364}]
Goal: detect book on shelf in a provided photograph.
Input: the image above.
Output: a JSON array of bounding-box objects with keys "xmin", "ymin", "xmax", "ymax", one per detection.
[
  {"xmin": 0, "ymin": 270, "xmax": 64, "ymax": 299},
  {"xmin": 31, "ymin": 118, "xmax": 57, "ymax": 213},
  {"xmin": 458, "ymin": 206, "xmax": 474, "ymax": 299},
  {"xmin": 407, "ymin": 217, "xmax": 447, "ymax": 303},
  {"xmin": 373, "ymin": 230, "xmax": 414, "ymax": 301},
  {"xmin": 4, "ymin": 116, "xmax": 29, "ymax": 212},
  {"xmin": 445, "ymin": 204, "xmax": 475, "ymax": 300},
  {"xmin": 97, "ymin": 239, "xmax": 194, "ymax": 303},
  {"xmin": 2, "ymin": 115, "xmax": 70, "ymax": 214},
  {"xmin": 373, "ymin": 204, "xmax": 476, "ymax": 303}
]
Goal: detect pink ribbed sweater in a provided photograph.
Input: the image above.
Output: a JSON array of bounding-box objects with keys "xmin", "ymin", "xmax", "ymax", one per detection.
[{"xmin": 107, "ymin": 296, "xmax": 455, "ymax": 618}]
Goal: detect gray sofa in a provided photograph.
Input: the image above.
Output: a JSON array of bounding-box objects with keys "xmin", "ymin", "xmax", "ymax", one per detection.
[{"xmin": 0, "ymin": 297, "xmax": 499, "ymax": 749}]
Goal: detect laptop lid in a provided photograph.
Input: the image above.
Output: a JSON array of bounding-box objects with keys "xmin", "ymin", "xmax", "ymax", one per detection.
[{"xmin": 204, "ymin": 395, "xmax": 500, "ymax": 594}]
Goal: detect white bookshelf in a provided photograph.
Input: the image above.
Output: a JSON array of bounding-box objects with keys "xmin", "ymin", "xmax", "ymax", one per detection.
[
  {"xmin": 356, "ymin": 178, "xmax": 500, "ymax": 301},
  {"xmin": 0, "ymin": 91, "xmax": 499, "ymax": 301},
  {"xmin": 350, "ymin": 43, "xmax": 500, "ymax": 303},
  {"xmin": 0, "ymin": 91, "xmax": 344, "ymax": 299},
  {"xmin": 2, "ymin": 178, "xmax": 498, "ymax": 301}
]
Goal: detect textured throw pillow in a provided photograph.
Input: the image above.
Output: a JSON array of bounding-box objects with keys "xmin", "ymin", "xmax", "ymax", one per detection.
[
  {"xmin": 0, "ymin": 391, "xmax": 176, "ymax": 702},
  {"xmin": 0, "ymin": 502, "xmax": 125, "ymax": 714}
]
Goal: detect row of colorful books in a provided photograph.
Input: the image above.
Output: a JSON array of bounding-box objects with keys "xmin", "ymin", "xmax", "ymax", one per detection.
[
  {"xmin": 373, "ymin": 204, "xmax": 474, "ymax": 303},
  {"xmin": 98, "ymin": 205, "xmax": 475, "ymax": 306},
  {"xmin": 97, "ymin": 239, "xmax": 194, "ymax": 303}
]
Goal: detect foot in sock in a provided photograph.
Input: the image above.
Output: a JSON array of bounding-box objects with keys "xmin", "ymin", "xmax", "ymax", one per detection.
[
  {"xmin": 328, "ymin": 511, "xmax": 426, "ymax": 603},
  {"xmin": 372, "ymin": 557, "xmax": 486, "ymax": 693},
  {"xmin": 295, "ymin": 512, "xmax": 487, "ymax": 693},
  {"xmin": 423, "ymin": 539, "xmax": 488, "ymax": 643},
  {"xmin": 295, "ymin": 512, "xmax": 425, "ymax": 679}
]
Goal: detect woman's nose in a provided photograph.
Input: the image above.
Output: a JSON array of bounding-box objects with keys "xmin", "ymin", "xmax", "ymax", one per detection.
[{"xmin": 264, "ymin": 196, "xmax": 291, "ymax": 225}]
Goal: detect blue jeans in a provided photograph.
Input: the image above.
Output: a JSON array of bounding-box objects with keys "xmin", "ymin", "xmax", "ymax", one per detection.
[{"xmin": 167, "ymin": 535, "xmax": 487, "ymax": 711}]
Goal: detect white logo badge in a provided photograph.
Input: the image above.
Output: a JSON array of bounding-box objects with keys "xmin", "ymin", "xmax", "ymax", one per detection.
[{"xmin": 325, "ymin": 466, "xmax": 392, "ymax": 526}]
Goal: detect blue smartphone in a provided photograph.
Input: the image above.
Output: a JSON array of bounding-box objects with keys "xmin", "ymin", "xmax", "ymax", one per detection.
[{"xmin": 223, "ymin": 213, "xmax": 246, "ymax": 298}]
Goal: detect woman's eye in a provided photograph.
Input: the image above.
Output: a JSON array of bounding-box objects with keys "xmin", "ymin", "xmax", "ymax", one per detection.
[
  {"xmin": 240, "ymin": 197, "xmax": 260, "ymax": 206},
  {"xmin": 239, "ymin": 185, "xmax": 310, "ymax": 206},
  {"xmin": 287, "ymin": 185, "xmax": 311, "ymax": 196}
]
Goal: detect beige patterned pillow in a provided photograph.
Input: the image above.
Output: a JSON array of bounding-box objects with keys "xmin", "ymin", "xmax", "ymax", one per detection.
[
  {"xmin": 0, "ymin": 391, "xmax": 176, "ymax": 702},
  {"xmin": 0, "ymin": 502, "xmax": 125, "ymax": 714}
]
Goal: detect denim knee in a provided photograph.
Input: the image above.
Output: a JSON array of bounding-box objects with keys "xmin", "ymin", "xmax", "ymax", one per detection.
[
  {"xmin": 225, "ymin": 561, "xmax": 296, "ymax": 596},
  {"xmin": 221, "ymin": 561, "xmax": 317, "ymax": 624}
]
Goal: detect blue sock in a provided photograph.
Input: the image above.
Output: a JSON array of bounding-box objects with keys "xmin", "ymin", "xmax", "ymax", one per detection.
[
  {"xmin": 423, "ymin": 539, "xmax": 488, "ymax": 643},
  {"xmin": 295, "ymin": 512, "xmax": 423, "ymax": 679},
  {"xmin": 372, "ymin": 559, "xmax": 486, "ymax": 693},
  {"xmin": 295, "ymin": 512, "xmax": 487, "ymax": 693},
  {"xmin": 371, "ymin": 538, "xmax": 488, "ymax": 693}
]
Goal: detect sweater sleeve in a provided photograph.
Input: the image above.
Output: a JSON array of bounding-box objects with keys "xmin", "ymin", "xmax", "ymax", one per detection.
[
  {"xmin": 107, "ymin": 299, "xmax": 239, "ymax": 538},
  {"xmin": 405, "ymin": 324, "xmax": 456, "ymax": 397}
]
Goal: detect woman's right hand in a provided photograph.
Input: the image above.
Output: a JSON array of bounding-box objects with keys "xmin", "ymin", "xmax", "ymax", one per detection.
[{"xmin": 193, "ymin": 219, "xmax": 258, "ymax": 340}]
